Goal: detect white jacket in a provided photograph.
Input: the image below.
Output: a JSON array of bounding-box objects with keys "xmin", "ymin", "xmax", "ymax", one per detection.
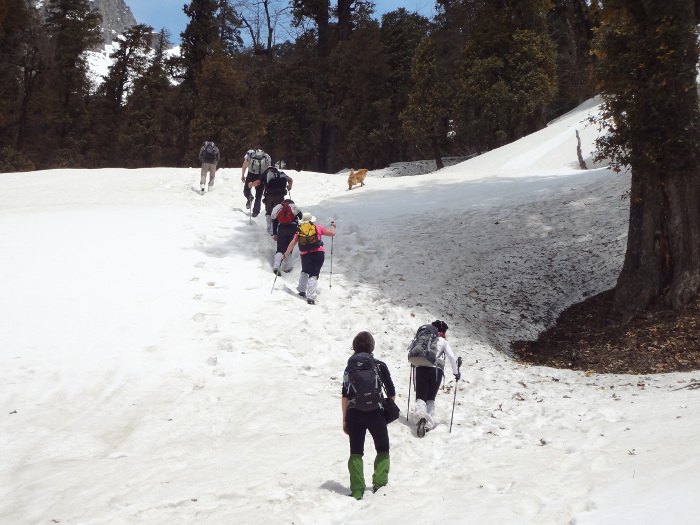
[{"xmin": 437, "ymin": 337, "xmax": 459, "ymax": 375}]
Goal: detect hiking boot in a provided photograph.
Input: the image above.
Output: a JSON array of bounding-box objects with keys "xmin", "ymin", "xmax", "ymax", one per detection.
[
  {"xmin": 200, "ymin": 186, "xmax": 205, "ymax": 194},
  {"xmin": 307, "ymin": 299, "xmax": 315, "ymax": 305},
  {"xmin": 298, "ymin": 292, "xmax": 306, "ymax": 298},
  {"xmin": 245, "ymin": 197, "xmax": 252, "ymax": 209},
  {"xmin": 273, "ymin": 267, "xmax": 281, "ymax": 275},
  {"xmin": 416, "ymin": 417, "xmax": 427, "ymax": 438},
  {"xmin": 252, "ymin": 212, "xmax": 259, "ymax": 218}
]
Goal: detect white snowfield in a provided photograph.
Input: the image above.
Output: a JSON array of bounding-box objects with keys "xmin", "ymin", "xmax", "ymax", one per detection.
[{"xmin": 2, "ymin": 99, "xmax": 700, "ymax": 524}]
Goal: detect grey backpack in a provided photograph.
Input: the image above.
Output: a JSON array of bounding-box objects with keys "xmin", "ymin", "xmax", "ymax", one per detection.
[
  {"xmin": 248, "ymin": 149, "xmax": 266, "ymax": 175},
  {"xmin": 407, "ymin": 324, "xmax": 443, "ymax": 368}
]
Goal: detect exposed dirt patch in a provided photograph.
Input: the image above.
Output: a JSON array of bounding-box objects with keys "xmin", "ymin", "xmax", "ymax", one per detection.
[{"xmin": 512, "ymin": 289, "xmax": 700, "ymax": 374}]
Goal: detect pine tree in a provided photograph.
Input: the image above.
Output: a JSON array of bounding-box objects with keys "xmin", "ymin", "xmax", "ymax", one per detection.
[
  {"xmin": 454, "ymin": 0, "xmax": 557, "ymax": 153},
  {"xmin": 42, "ymin": 0, "xmax": 102, "ymax": 167},
  {"xmin": 379, "ymin": 8, "xmax": 431, "ymax": 164},
  {"xmin": 400, "ymin": 36, "xmax": 452, "ymax": 169}
]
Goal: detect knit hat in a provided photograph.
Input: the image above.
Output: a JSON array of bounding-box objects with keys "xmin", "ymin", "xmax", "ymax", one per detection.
[
  {"xmin": 300, "ymin": 212, "xmax": 316, "ymax": 224},
  {"xmin": 432, "ymin": 320, "xmax": 449, "ymax": 333}
]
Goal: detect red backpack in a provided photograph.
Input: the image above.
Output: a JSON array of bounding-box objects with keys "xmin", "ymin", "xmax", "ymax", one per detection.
[{"xmin": 277, "ymin": 202, "xmax": 296, "ymax": 224}]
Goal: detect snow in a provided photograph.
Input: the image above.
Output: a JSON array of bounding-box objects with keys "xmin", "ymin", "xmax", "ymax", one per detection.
[{"xmin": 2, "ymin": 100, "xmax": 700, "ymax": 524}]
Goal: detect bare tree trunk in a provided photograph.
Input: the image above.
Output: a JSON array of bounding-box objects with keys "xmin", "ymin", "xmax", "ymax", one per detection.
[
  {"xmin": 575, "ymin": 130, "xmax": 587, "ymax": 170},
  {"xmin": 337, "ymin": 0, "xmax": 352, "ymax": 41}
]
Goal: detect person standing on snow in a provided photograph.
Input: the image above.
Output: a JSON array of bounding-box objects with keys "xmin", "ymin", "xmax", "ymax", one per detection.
[
  {"xmin": 342, "ymin": 331, "xmax": 395, "ymax": 500},
  {"xmin": 198, "ymin": 141, "xmax": 220, "ymax": 193},
  {"xmin": 281, "ymin": 212, "xmax": 335, "ymax": 305},
  {"xmin": 412, "ymin": 320, "xmax": 460, "ymax": 437},
  {"xmin": 271, "ymin": 199, "xmax": 302, "ymax": 275},
  {"xmin": 241, "ymin": 148, "xmax": 271, "ymax": 217},
  {"xmin": 248, "ymin": 166, "xmax": 293, "ymax": 236}
]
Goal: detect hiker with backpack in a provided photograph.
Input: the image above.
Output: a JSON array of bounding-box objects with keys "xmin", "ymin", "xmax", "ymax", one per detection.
[
  {"xmin": 281, "ymin": 212, "xmax": 335, "ymax": 305},
  {"xmin": 198, "ymin": 141, "xmax": 220, "ymax": 193},
  {"xmin": 241, "ymin": 148, "xmax": 271, "ymax": 217},
  {"xmin": 247, "ymin": 166, "xmax": 293, "ymax": 236},
  {"xmin": 270, "ymin": 199, "xmax": 302, "ymax": 274},
  {"xmin": 342, "ymin": 331, "xmax": 396, "ymax": 500},
  {"xmin": 408, "ymin": 320, "xmax": 460, "ymax": 437}
]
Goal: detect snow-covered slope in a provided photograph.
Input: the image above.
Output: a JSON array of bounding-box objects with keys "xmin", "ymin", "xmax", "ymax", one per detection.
[{"xmin": 2, "ymin": 101, "xmax": 700, "ymax": 525}]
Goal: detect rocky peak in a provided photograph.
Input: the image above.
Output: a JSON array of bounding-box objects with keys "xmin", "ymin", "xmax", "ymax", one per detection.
[{"xmin": 31, "ymin": 0, "xmax": 137, "ymax": 45}]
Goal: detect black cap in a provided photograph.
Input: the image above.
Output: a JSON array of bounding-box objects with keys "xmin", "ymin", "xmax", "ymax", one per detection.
[{"xmin": 432, "ymin": 320, "xmax": 448, "ymax": 333}]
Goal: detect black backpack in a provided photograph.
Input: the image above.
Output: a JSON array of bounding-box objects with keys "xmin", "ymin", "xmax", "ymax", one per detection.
[
  {"xmin": 264, "ymin": 168, "xmax": 288, "ymax": 195},
  {"xmin": 202, "ymin": 143, "xmax": 217, "ymax": 163},
  {"xmin": 346, "ymin": 353, "xmax": 383, "ymax": 411},
  {"xmin": 407, "ymin": 324, "xmax": 443, "ymax": 368}
]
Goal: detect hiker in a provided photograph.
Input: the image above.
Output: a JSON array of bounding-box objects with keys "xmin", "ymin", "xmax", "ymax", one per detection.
[
  {"xmin": 281, "ymin": 212, "xmax": 335, "ymax": 305},
  {"xmin": 199, "ymin": 141, "xmax": 220, "ymax": 193},
  {"xmin": 248, "ymin": 166, "xmax": 293, "ymax": 236},
  {"xmin": 271, "ymin": 199, "xmax": 302, "ymax": 274},
  {"xmin": 241, "ymin": 148, "xmax": 271, "ymax": 217},
  {"xmin": 411, "ymin": 320, "xmax": 460, "ymax": 437},
  {"xmin": 342, "ymin": 331, "xmax": 396, "ymax": 500}
]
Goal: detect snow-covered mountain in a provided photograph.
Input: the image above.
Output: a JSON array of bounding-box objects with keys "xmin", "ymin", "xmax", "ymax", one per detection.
[{"xmin": 31, "ymin": 0, "xmax": 137, "ymax": 45}]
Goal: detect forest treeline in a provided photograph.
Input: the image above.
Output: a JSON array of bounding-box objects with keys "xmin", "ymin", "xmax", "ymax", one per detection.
[{"xmin": 0, "ymin": 0, "xmax": 601, "ymax": 173}]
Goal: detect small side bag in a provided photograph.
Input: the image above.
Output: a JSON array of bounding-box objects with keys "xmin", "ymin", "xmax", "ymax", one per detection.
[{"xmin": 382, "ymin": 397, "xmax": 400, "ymax": 424}]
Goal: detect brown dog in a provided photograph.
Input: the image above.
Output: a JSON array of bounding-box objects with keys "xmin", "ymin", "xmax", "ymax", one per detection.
[{"xmin": 348, "ymin": 168, "xmax": 367, "ymax": 190}]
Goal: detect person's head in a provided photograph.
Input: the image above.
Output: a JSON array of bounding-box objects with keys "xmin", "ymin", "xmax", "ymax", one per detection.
[
  {"xmin": 300, "ymin": 212, "xmax": 316, "ymax": 224},
  {"xmin": 283, "ymin": 198, "xmax": 294, "ymax": 204},
  {"xmin": 432, "ymin": 319, "xmax": 448, "ymax": 335},
  {"xmin": 352, "ymin": 331, "xmax": 375, "ymax": 354}
]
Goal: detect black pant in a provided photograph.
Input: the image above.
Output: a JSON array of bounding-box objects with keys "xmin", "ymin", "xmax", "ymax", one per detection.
[
  {"xmin": 243, "ymin": 174, "xmax": 263, "ymax": 215},
  {"xmin": 414, "ymin": 366, "xmax": 444, "ymax": 401},
  {"xmin": 300, "ymin": 250, "xmax": 325, "ymax": 279},
  {"xmin": 265, "ymin": 192, "xmax": 286, "ymax": 217},
  {"xmin": 346, "ymin": 408, "xmax": 390, "ymax": 456},
  {"xmin": 276, "ymin": 224, "xmax": 297, "ymax": 253}
]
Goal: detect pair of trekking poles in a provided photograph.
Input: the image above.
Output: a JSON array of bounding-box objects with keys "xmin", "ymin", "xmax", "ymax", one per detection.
[
  {"xmin": 271, "ymin": 222, "xmax": 334, "ymax": 294},
  {"xmin": 407, "ymin": 356, "xmax": 463, "ymax": 433}
]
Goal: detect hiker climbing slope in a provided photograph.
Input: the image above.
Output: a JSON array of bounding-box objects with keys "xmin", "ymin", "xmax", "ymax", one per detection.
[
  {"xmin": 408, "ymin": 320, "xmax": 460, "ymax": 437},
  {"xmin": 241, "ymin": 148, "xmax": 271, "ymax": 217},
  {"xmin": 281, "ymin": 212, "xmax": 335, "ymax": 305},
  {"xmin": 199, "ymin": 141, "xmax": 220, "ymax": 193},
  {"xmin": 271, "ymin": 199, "xmax": 302, "ymax": 274}
]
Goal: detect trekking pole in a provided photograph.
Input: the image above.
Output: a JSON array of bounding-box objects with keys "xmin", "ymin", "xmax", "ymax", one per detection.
[
  {"xmin": 449, "ymin": 357, "xmax": 463, "ymax": 433},
  {"xmin": 271, "ymin": 269, "xmax": 280, "ymax": 293},
  {"xmin": 406, "ymin": 365, "xmax": 413, "ymax": 422},
  {"xmin": 248, "ymin": 187, "xmax": 252, "ymax": 226},
  {"xmin": 329, "ymin": 235, "xmax": 334, "ymax": 289}
]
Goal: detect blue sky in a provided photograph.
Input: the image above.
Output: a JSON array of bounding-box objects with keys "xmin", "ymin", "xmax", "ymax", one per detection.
[{"xmin": 127, "ymin": 0, "xmax": 436, "ymax": 41}]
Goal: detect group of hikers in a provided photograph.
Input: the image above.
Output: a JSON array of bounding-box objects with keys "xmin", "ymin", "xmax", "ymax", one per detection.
[
  {"xmin": 343, "ymin": 321, "xmax": 461, "ymax": 499},
  {"xmin": 241, "ymin": 147, "xmax": 335, "ymax": 305},
  {"xmin": 198, "ymin": 143, "xmax": 336, "ymax": 304},
  {"xmin": 199, "ymin": 142, "xmax": 461, "ymax": 500}
]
